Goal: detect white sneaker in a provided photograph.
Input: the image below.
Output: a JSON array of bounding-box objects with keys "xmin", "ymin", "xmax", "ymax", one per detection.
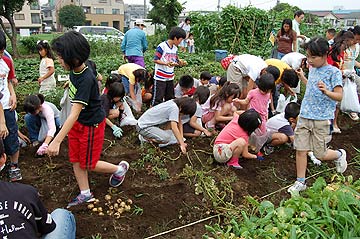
[
  {"xmin": 334, "ymin": 149, "xmax": 347, "ymax": 173},
  {"xmin": 287, "ymin": 181, "xmax": 306, "ymax": 196}
]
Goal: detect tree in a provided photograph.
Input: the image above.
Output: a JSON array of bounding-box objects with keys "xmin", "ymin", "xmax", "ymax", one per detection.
[
  {"xmin": 148, "ymin": 0, "xmax": 184, "ymax": 31},
  {"xmin": 58, "ymin": 5, "xmax": 85, "ymax": 29},
  {"xmin": 0, "ymin": 0, "xmax": 36, "ymax": 57}
]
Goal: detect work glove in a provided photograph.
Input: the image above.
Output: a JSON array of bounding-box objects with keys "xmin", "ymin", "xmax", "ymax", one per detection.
[
  {"xmin": 257, "ymin": 155, "xmax": 265, "ymax": 161},
  {"xmin": 111, "ymin": 125, "xmax": 123, "ymax": 138},
  {"xmin": 36, "ymin": 143, "xmax": 48, "ymax": 156}
]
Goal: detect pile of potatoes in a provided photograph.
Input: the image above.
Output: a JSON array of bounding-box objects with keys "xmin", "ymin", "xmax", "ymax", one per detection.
[{"xmin": 87, "ymin": 195, "xmax": 133, "ymax": 218}]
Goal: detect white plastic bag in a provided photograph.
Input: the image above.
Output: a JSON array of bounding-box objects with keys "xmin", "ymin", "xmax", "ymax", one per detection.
[
  {"xmin": 120, "ymin": 97, "xmax": 138, "ymax": 126},
  {"xmin": 59, "ymin": 88, "xmax": 71, "ymax": 126},
  {"xmin": 340, "ymin": 78, "xmax": 360, "ymax": 113},
  {"xmin": 276, "ymin": 94, "xmax": 297, "ymax": 113}
]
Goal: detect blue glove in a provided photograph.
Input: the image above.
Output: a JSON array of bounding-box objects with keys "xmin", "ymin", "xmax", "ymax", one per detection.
[
  {"xmin": 111, "ymin": 125, "xmax": 123, "ymax": 138},
  {"xmin": 257, "ymin": 155, "xmax": 265, "ymax": 161}
]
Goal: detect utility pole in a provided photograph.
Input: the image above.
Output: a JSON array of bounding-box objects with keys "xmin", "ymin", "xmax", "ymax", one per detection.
[
  {"xmin": 143, "ymin": 0, "xmax": 146, "ymax": 18},
  {"xmin": 276, "ymin": 0, "xmax": 280, "ymax": 5},
  {"xmin": 217, "ymin": 0, "xmax": 220, "ymax": 12}
]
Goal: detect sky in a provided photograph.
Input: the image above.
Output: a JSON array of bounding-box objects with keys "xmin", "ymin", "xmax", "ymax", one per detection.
[
  {"xmin": 123, "ymin": 0, "xmax": 359, "ymax": 12},
  {"xmin": 39, "ymin": 0, "xmax": 359, "ymax": 11}
]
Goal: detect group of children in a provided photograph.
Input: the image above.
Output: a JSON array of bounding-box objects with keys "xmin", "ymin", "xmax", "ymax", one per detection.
[{"xmin": 1, "ymin": 24, "xmax": 359, "ymax": 209}]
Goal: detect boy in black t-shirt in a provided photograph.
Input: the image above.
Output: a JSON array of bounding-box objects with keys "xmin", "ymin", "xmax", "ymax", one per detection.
[
  {"xmin": 0, "ymin": 140, "xmax": 76, "ymax": 239},
  {"xmin": 48, "ymin": 31, "xmax": 130, "ymax": 207}
]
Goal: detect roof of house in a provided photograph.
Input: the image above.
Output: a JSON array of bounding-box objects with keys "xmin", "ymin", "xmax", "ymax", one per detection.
[{"xmin": 307, "ymin": 9, "xmax": 360, "ymax": 19}]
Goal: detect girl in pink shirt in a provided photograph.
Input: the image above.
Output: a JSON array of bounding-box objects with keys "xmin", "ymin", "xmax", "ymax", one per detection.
[
  {"xmin": 213, "ymin": 109, "xmax": 263, "ymax": 169},
  {"xmin": 23, "ymin": 94, "xmax": 60, "ymax": 156},
  {"xmin": 202, "ymin": 82, "xmax": 240, "ymax": 129},
  {"xmin": 233, "ymin": 73, "xmax": 275, "ymax": 133}
]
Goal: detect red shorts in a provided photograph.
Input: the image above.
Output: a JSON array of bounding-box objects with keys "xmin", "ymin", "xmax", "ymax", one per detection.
[{"xmin": 68, "ymin": 119, "xmax": 106, "ymax": 170}]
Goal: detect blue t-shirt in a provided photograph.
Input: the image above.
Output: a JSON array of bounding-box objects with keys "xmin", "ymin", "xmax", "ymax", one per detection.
[{"xmin": 300, "ymin": 65, "xmax": 342, "ymax": 120}]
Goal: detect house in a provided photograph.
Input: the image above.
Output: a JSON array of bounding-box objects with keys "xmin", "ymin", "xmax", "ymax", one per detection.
[
  {"xmin": 307, "ymin": 9, "xmax": 360, "ymax": 28},
  {"xmin": 55, "ymin": 0, "xmax": 125, "ymax": 31},
  {"xmin": 0, "ymin": 0, "xmax": 42, "ymax": 34},
  {"xmin": 41, "ymin": 2, "xmax": 56, "ymax": 31},
  {"xmin": 124, "ymin": 4, "xmax": 148, "ymax": 31}
]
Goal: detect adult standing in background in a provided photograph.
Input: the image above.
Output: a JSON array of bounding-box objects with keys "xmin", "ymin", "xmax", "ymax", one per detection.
[
  {"xmin": 178, "ymin": 17, "xmax": 191, "ymax": 53},
  {"xmin": 292, "ymin": 10, "xmax": 306, "ymax": 94},
  {"xmin": 121, "ymin": 19, "xmax": 148, "ymax": 68},
  {"xmin": 276, "ymin": 19, "xmax": 297, "ymax": 59},
  {"xmin": 292, "ymin": 10, "xmax": 306, "ymax": 52}
]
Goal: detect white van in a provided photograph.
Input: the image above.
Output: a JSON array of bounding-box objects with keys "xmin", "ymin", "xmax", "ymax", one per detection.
[{"xmin": 73, "ymin": 26, "xmax": 124, "ymax": 41}]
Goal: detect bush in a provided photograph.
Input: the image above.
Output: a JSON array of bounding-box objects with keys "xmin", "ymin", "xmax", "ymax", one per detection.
[{"xmin": 19, "ymin": 36, "xmax": 38, "ymax": 54}]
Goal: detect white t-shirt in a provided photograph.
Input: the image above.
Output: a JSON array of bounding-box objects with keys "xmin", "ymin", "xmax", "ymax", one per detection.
[
  {"xmin": 232, "ymin": 54, "xmax": 267, "ymax": 81},
  {"xmin": 181, "ymin": 102, "xmax": 202, "ymax": 124},
  {"xmin": 292, "ymin": 19, "xmax": 300, "ymax": 52},
  {"xmin": 178, "ymin": 22, "xmax": 191, "ymax": 33},
  {"xmin": 281, "ymin": 52, "xmax": 306, "ymax": 70},
  {"xmin": 0, "ymin": 58, "xmax": 11, "ymax": 110},
  {"xmin": 137, "ymin": 100, "xmax": 179, "ymax": 129},
  {"xmin": 267, "ymin": 113, "xmax": 290, "ymax": 133},
  {"xmin": 343, "ymin": 43, "xmax": 360, "ymax": 72}
]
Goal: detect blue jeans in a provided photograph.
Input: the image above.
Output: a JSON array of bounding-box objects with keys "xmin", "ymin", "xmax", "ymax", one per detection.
[
  {"xmin": 4, "ymin": 109, "xmax": 19, "ymax": 155},
  {"xmin": 25, "ymin": 113, "xmax": 61, "ymax": 142},
  {"xmin": 43, "ymin": 209, "xmax": 76, "ymax": 239},
  {"xmin": 121, "ymin": 76, "xmax": 141, "ymax": 96},
  {"xmin": 121, "ymin": 75, "xmax": 130, "ymax": 94},
  {"xmin": 277, "ymin": 52, "xmax": 286, "ymax": 60}
]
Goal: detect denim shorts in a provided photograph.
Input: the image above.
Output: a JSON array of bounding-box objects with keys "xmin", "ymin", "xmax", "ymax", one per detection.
[{"xmin": 4, "ymin": 109, "xmax": 19, "ymax": 155}]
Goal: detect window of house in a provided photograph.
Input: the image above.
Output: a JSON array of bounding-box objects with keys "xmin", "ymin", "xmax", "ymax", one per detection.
[
  {"xmin": 30, "ymin": 2, "xmax": 40, "ymax": 10},
  {"xmin": 112, "ymin": 9, "xmax": 120, "ymax": 15},
  {"xmin": 99, "ymin": 0, "xmax": 107, "ymax": 3},
  {"xmin": 83, "ymin": 7, "xmax": 91, "ymax": 14},
  {"xmin": 100, "ymin": 22, "xmax": 109, "ymax": 26},
  {"xmin": 31, "ymin": 13, "xmax": 41, "ymax": 24},
  {"xmin": 346, "ymin": 20, "xmax": 356, "ymax": 26},
  {"xmin": 14, "ymin": 14, "xmax": 25, "ymax": 20},
  {"xmin": 95, "ymin": 8, "xmax": 104, "ymax": 14}
]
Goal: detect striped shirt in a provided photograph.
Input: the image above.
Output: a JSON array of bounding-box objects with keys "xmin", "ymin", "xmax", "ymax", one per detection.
[{"xmin": 154, "ymin": 41, "xmax": 178, "ymax": 81}]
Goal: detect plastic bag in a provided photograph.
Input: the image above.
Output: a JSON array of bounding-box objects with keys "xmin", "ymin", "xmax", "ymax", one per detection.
[
  {"xmin": 276, "ymin": 94, "xmax": 297, "ymax": 113},
  {"xmin": 340, "ymin": 78, "xmax": 360, "ymax": 113},
  {"xmin": 120, "ymin": 97, "xmax": 138, "ymax": 126}
]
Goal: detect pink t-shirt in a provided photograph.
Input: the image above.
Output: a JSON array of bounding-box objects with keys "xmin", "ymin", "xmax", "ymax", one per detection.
[
  {"xmin": 214, "ymin": 115, "xmax": 249, "ymax": 145},
  {"xmin": 247, "ymin": 88, "xmax": 270, "ymax": 133},
  {"xmin": 40, "ymin": 103, "xmax": 57, "ymax": 137}
]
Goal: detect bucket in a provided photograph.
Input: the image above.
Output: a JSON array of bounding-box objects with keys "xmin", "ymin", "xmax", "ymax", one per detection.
[{"xmin": 215, "ymin": 49, "xmax": 228, "ymax": 62}]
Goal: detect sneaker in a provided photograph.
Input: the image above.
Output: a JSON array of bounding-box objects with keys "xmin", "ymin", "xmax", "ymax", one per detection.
[
  {"xmin": 347, "ymin": 112, "xmax": 359, "ymax": 121},
  {"xmin": 109, "ymin": 161, "xmax": 129, "ymax": 187},
  {"xmin": 9, "ymin": 167, "xmax": 22, "ymax": 182},
  {"xmin": 263, "ymin": 144, "xmax": 275, "ymax": 155},
  {"xmin": 332, "ymin": 127, "xmax": 341, "ymax": 134},
  {"xmin": 287, "ymin": 181, "xmax": 307, "ymax": 195},
  {"xmin": 67, "ymin": 193, "xmax": 95, "ymax": 208},
  {"xmin": 334, "ymin": 149, "xmax": 347, "ymax": 173},
  {"xmin": 32, "ymin": 141, "xmax": 40, "ymax": 147}
]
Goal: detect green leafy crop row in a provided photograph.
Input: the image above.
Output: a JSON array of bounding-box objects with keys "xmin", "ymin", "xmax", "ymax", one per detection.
[{"xmin": 204, "ymin": 176, "xmax": 360, "ymax": 238}]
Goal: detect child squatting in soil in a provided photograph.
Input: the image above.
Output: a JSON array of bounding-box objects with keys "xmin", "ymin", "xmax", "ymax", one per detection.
[
  {"xmin": 47, "ymin": 31, "xmax": 129, "ymax": 207},
  {"xmin": 23, "ymin": 94, "xmax": 61, "ymax": 156},
  {"xmin": 213, "ymin": 109, "xmax": 264, "ymax": 169},
  {"xmin": 288, "ymin": 37, "xmax": 348, "ymax": 195},
  {"xmin": 137, "ymin": 97, "xmax": 197, "ymax": 154}
]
